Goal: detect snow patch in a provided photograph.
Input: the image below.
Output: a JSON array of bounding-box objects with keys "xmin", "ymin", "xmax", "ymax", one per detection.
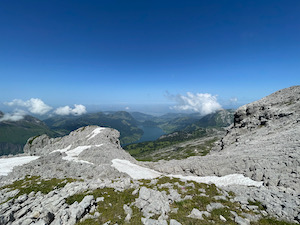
[
  {"xmin": 111, "ymin": 159, "xmax": 263, "ymax": 187},
  {"xmin": 111, "ymin": 159, "xmax": 162, "ymax": 179},
  {"xmin": 52, "ymin": 144, "xmax": 103, "ymax": 164},
  {"xmin": 0, "ymin": 156, "xmax": 39, "ymax": 176},
  {"xmin": 87, "ymin": 127, "xmax": 106, "ymax": 140},
  {"xmin": 53, "ymin": 145, "xmax": 89, "ymax": 164},
  {"xmin": 61, "ymin": 146, "xmax": 92, "ymax": 164},
  {"xmin": 169, "ymin": 174, "xmax": 263, "ymax": 187},
  {"xmin": 52, "ymin": 145, "xmax": 72, "ymax": 153}
]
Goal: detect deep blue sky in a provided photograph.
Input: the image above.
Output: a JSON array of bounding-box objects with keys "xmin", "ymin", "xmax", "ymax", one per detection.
[{"xmin": 0, "ymin": 0, "xmax": 299, "ymax": 113}]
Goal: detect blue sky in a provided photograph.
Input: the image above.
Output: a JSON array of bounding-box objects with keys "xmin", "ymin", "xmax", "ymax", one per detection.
[{"xmin": 0, "ymin": 0, "xmax": 299, "ymax": 115}]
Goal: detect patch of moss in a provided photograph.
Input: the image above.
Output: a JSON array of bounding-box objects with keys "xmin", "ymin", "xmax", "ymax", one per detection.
[
  {"xmin": 65, "ymin": 191, "xmax": 89, "ymax": 205},
  {"xmin": 139, "ymin": 179, "xmax": 152, "ymax": 186},
  {"xmin": 66, "ymin": 187, "xmax": 143, "ymax": 225},
  {"xmin": 210, "ymin": 207, "xmax": 236, "ymax": 224},
  {"xmin": 248, "ymin": 200, "xmax": 266, "ymax": 211},
  {"xmin": 28, "ymin": 135, "xmax": 40, "ymax": 145},
  {"xmin": 64, "ymin": 177, "xmax": 298, "ymax": 225},
  {"xmin": 251, "ymin": 218, "xmax": 298, "ymax": 225},
  {"xmin": 228, "ymin": 191, "xmax": 236, "ymax": 197},
  {"xmin": 0, "ymin": 175, "xmax": 79, "ymax": 203},
  {"xmin": 156, "ymin": 176, "xmax": 180, "ymax": 185}
]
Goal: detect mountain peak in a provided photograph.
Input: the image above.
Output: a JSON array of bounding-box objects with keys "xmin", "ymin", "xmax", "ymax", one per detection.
[{"xmin": 233, "ymin": 85, "xmax": 300, "ymax": 129}]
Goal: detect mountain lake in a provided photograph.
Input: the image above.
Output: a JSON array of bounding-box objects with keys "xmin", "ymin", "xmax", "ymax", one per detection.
[{"xmin": 136, "ymin": 126, "xmax": 165, "ymax": 143}]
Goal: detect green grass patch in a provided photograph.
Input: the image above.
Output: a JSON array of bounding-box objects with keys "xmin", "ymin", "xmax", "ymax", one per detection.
[
  {"xmin": 28, "ymin": 135, "xmax": 40, "ymax": 145},
  {"xmin": 248, "ymin": 200, "xmax": 266, "ymax": 210},
  {"xmin": 67, "ymin": 187, "xmax": 143, "ymax": 225},
  {"xmin": 0, "ymin": 175, "xmax": 79, "ymax": 203},
  {"xmin": 251, "ymin": 218, "xmax": 298, "ymax": 225},
  {"xmin": 228, "ymin": 191, "xmax": 236, "ymax": 197},
  {"xmin": 210, "ymin": 207, "xmax": 236, "ymax": 224}
]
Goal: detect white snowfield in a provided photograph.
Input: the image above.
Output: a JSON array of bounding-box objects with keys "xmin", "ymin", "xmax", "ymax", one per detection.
[
  {"xmin": 86, "ymin": 127, "xmax": 106, "ymax": 140},
  {"xmin": 111, "ymin": 159, "xmax": 263, "ymax": 187},
  {"xmin": 111, "ymin": 159, "xmax": 162, "ymax": 179},
  {"xmin": 169, "ymin": 174, "xmax": 263, "ymax": 187},
  {"xmin": 52, "ymin": 144, "xmax": 103, "ymax": 164},
  {"xmin": 0, "ymin": 143, "xmax": 105, "ymax": 176},
  {"xmin": 0, "ymin": 153, "xmax": 262, "ymax": 187},
  {"xmin": 0, "ymin": 156, "xmax": 39, "ymax": 176}
]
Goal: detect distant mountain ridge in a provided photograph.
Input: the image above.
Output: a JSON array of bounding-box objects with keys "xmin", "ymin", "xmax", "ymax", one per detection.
[
  {"xmin": 0, "ymin": 112, "xmax": 57, "ymax": 155},
  {"xmin": 131, "ymin": 109, "xmax": 234, "ymax": 133},
  {"xmin": 183, "ymin": 109, "xmax": 234, "ymax": 132},
  {"xmin": 124, "ymin": 109, "xmax": 234, "ymax": 161},
  {"xmin": 0, "ymin": 110, "xmax": 143, "ymax": 156},
  {"xmin": 0, "ymin": 109, "xmax": 234, "ymax": 156},
  {"xmin": 43, "ymin": 111, "xmax": 143, "ymax": 145}
]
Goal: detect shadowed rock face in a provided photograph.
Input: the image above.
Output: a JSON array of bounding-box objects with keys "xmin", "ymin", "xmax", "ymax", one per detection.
[{"xmin": 150, "ymin": 86, "xmax": 300, "ymax": 192}]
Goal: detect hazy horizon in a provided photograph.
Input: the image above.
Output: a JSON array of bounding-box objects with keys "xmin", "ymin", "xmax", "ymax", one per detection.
[{"xmin": 0, "ymin": 101, "xmax": 239, "ymax": 119}]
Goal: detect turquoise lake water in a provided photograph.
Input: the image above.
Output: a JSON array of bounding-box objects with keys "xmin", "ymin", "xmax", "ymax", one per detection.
[{"xmin": 136, "ymin": 126, "xmax": 165, "ymax": 143}]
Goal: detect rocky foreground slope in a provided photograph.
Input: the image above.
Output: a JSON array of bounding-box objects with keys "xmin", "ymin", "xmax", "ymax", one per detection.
[
  {"xmin": 149, "ymin": 86, "xmax": 300, "ymax": 189},
  {"xmin": 147, "ymin": 86, "xmax": 300, "ymax": 220},
  {"xmin": 0, "ymin": 86, "xmax": 299, "ymax": 225},
  {"xmin": 149, "ymin": 86, "xmax": 300, "ymax": 188}
]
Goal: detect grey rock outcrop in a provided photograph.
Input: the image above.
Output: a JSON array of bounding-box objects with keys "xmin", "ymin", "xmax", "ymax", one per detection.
[
  {"xmin": 2, "ymin": 126, "xmax": 136, "ymax": 182},
  {"xmin": 24, "ymin": 126, "xmax": 123, "ymax": 158},
  {"xmin": 147, "ymin": 86, "xmax": 300, "ymax": 221},
  {"xmin": 0, "ymin": 172, "xmax": 298, "ymax": 224},
  {"xmin": 187, "ymin": 208, "xmax": 210, "ymax": 220},
  {"xmin": 149, "ymin": 86, "xmax": 300, "ymax": 189},
  {"xmin": 136, "ymin": 187, "xmax": 170, "ymax": 219}
]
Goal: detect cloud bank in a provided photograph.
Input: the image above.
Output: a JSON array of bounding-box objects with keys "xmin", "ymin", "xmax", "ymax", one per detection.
[
  {"xmin": 170, "ymin": 92, "xmax": 222, "ymax": 115},
  {"xmin": 0, "ymin": 110, "xmax": 27, "ymax": 122},
  {"xmin": 1, "ymin": 98, "xmax": 87, "ymax": 122},
  {"xmin": 54, "ymin": 104, "xmax": 87, "ymax": 116},
  {"xmin": 5, "ymin": 98, "xmax": 52, "ymax": 115}
]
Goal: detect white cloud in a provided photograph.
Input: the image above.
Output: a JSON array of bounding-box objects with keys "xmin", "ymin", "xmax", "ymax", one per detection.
[
  {"xmin": 170, "ymin": 92, "xmax": 222, "ymax": 115},
  {"xmin": 230, "ymin": 97, "xmax": 238, "ymax": 104},
  {"xmin": 0, "ymin": 110, "xmax": 27, "ymax": 122},
  {"xmin": 125, "ymin": 106, "xmax": 130, "ymax": 110},
  {"xmin": 54, "ymin": 104, "xmax": 87, "ymax": 116},
  {"xmin": 5, "ymin": 98, "xmax": 52, "ymax": 115}
]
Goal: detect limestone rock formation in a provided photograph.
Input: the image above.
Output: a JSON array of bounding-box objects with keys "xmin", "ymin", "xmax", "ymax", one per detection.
[
  {"xmin": 2, "ymin": 126, "xmax": 135, "ymax": 181},
  {"xmin": 150, "ymin": 85, "xmax": 300, "ymax": 191},
  {"xmin": 146, "ymin": 86, "xmax": 300, "ymax": 222}
]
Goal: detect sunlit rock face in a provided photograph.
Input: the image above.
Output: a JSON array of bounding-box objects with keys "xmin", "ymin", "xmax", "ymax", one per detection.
[
  {"xmin": 217, "ymin": 85, "xmax": 300, "ymax": 190},
  {"xmin": 2, "ymin": 126, "xmax": 135, "ymax": 181},
  {"xmin": 150, "ymin": 86, "xmax": 300, "ymax": 192}
]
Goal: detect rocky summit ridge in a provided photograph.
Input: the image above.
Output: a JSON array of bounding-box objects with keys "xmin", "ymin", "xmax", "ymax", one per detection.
[
  {"xmin": 0, "ymin": 86, "xmax": 300, "ymax": 225},
  {"xmin": 150, "ymin": 86, "xmax": 300, "ymax": 188},
  {"xmin": 1, "ymin": 126, "xmax": 135, "ymax": 182},
  {"xmin": 147, "ymin": 86, "xmax": 300, "ymax": 221}
]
